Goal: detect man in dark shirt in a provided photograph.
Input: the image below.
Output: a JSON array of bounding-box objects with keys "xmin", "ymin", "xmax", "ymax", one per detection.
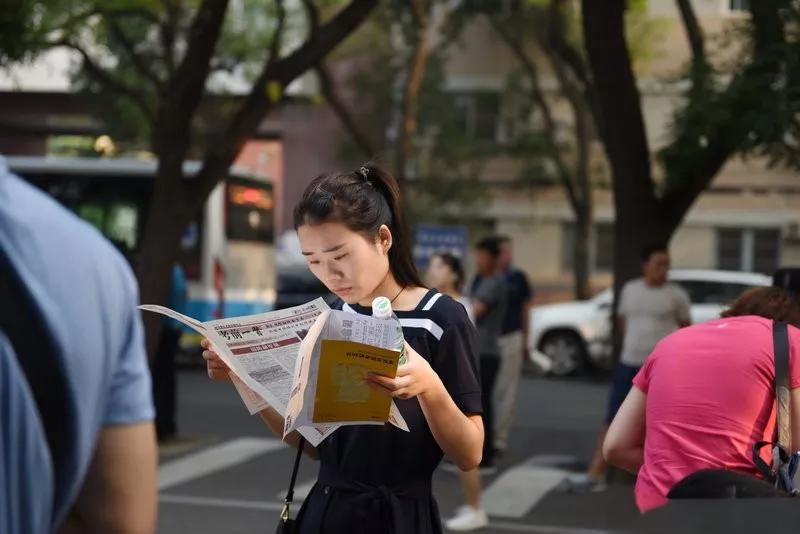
[
  {"xmin": 494, "ymin": 236, "xmax": 533, "ymax": 454},
  {"xmin": 446, "ymin": 237, "xmax": 508, "ymax": 531}
]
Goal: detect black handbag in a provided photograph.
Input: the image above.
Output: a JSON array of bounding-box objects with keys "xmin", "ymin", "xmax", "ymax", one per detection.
[
  {"xmin": 669, "ymin": 320, "xmax": 799, "ymax": 500},
  {"xmin": 276, "ymin": 437, "xmax": 306, "ymax": 534}
]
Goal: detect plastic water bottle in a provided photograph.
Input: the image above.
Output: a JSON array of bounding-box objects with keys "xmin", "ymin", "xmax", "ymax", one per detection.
[{"xmin": 372, "ymin": 296, "xmax": 407, "ymax": 364}]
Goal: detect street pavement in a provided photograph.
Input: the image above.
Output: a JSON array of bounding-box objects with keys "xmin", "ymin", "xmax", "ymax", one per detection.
[{"xmin": 156, "ymin": 370, "xmax": 800, "ymax": 534}]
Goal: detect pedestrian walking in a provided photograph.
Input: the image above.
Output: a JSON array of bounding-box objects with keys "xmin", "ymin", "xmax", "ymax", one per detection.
[
  {"xmin": 202, "ymin": 164, "xmax": 484, "ymax": 534},
  {"xmin": 569, "ymin": 244, "xmax": 690, "ymax": 491},
  {"xmin": 493, "ymin": 236, "xmax": 533, "ymax": 454},
  {"xmin": 446, "ymin": 237, "xmax": 509, "ymax": 531},
  {"xmin": 0, "ymin": 156, "xmax": 157, "ymax": 534},
  {"xmin": 603, "ymin": 286, "xmax": 800, "ymax": 511},
  {"xmin": 426, "ymin": 252, "xmax": 474, "ymax": 324}
]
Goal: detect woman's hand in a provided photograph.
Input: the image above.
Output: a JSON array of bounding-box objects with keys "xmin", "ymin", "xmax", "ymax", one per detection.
[
  {"xmin": 201, "ymin": 338, "xmax": 232, "ymax": 382},
  {"xmin": 365, "ymin": 342, "xmax": 443, "ymax": 400}
]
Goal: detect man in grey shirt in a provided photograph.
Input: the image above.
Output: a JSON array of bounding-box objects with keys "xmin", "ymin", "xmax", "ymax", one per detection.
[{"xmin": 446, "ymin": 237, "xmax": 508, "ymax": 531}]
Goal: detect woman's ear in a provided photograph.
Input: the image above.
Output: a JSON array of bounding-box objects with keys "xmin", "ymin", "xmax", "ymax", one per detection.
[{"xmin": 377, "ymin": 225, "xmax": 393, "ymax": 254}]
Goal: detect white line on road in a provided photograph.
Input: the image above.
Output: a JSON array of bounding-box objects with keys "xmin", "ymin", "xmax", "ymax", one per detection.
[
  {"xmin": 158, "ymin": 494, "xmax": 615, "ymax": 533},
  {"xmin": 489, "ymin": 521, "xmax": 615, "ymax": 534},
  {"xmin": 482, "ymin": 461, "xmax": 568, "ymax": 518},
  {"xmin": 276, "ymin": 479, "xmax": 317, "ymax": 502},
  {"xmin": 159, "ymin": 493, "xmax": 284, "ymax": 511},
  {"xmin": 158, "ymin": 437, "xmax": 285, "ymax": 490}
]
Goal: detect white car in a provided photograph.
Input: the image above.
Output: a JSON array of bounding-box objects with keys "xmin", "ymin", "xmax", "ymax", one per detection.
[{"xmin": 528, "ymin": 269, "xmax": 772, "ymax": 376}]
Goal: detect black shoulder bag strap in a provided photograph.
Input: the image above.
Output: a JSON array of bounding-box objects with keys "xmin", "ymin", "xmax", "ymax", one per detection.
[
  {"xmin": 753, "ymin": 320, "xmax": 793, "ymax": 491},
  {"xmin": 276, "ymin": 437, "xmax": 305, "ymax": 533},
  {"xmin": 0, "ymin": 246, "xmax": 72, "ymax": 521}
]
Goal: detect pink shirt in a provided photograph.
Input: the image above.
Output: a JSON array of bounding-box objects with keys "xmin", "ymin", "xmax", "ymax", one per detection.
[{"xmin": 633, "ymin": 316, "xmax": 800, "ymax": 512}]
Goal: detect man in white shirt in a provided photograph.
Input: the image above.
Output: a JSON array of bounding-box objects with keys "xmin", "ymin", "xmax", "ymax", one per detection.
[{"xmin": 570, "ymin": 244, "xmax": 691, "ymax": 491}]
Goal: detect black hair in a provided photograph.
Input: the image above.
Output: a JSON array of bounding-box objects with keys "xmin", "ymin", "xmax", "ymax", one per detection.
[
  {"xmin": 640, "ymin": 243, "xmax": 668, "ymax": 263},
  {"xmin": 475, "ymin": 236, "xmax": 501, "ymax": 258},
  {"xmin": 293, "ymin": 163, "xmax": 423, "ymax": 288},
  {"xmin": 496, "ymin": 235, "xmax": 511, "ymax": 244},
  {"xmin": 432, "ymin": 252, "xmax": 465, "ymax": 290}
]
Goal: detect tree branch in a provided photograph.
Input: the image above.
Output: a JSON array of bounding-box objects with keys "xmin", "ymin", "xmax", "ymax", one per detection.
[
  {"xmin": 303, "ymin": 0, "xmax": 375, "ymax": 158},
  {"xmin": 675, "ymin": 0, "xmax": 705, "ymax": 66},
  {"xmin": 155, "ymin": 0, "xmax": 230, "ymax": 173},
  {"xmin": 660, "ymin": 1, "xmax": 787, "ymax": 228},
  {"xmin": 268, "ymin": 0, "xmax": 287, "ymax": 68},
  {"xmin": 107, "ymin": 18, "xmax": 163, "ymax": 89},
  {"xmin": 396, "ymin": 0, "xmax": 431, "ymax": 185},
  {"xmin": 487, "ymin": 15, "xmax": 581, "ymax": 214},
  {"xmin": 51, "ymin": 38, "xmax": 155, "ymax": 121},
  {"xmin": 316, "ymin": 63, "xmax": 376, "ymax": 158},
  {"xmin": 190, "ymin": 0, "xmax": 379, "ymax": 205}
]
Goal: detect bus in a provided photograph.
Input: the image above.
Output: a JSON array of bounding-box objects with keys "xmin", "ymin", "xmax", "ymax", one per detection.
[{"xmin": 6, "ymin": 156, "xmax": 277, "ymax": 328}]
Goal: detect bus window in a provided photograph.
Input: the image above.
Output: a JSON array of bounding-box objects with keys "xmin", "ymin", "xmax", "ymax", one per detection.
[
  {"xmin": 226, "ymin": 180, "xmax": 274, "ymax": 243},
  {"xmin": 77, "ymin": 201, "xmax": 139, "ymax": 251}
]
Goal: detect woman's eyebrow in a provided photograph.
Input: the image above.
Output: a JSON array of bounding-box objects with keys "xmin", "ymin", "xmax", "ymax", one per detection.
[{"xmin": 301, "ymin": 243, "xmax": 346, "ymax": 256}]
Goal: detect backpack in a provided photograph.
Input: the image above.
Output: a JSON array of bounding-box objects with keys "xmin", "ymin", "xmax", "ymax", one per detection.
[{"xmin": 0, "ymin": 247, "xmax": 73, "ymax": 526}]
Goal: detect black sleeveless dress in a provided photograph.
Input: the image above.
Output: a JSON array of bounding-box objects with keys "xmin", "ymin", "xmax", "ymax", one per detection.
[{"xmin": 294, "ymin": 289, "xmax": 482, "ymax": 534}]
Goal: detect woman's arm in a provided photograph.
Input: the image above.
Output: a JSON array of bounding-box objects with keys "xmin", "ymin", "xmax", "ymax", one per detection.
[
  {"xmin": 366, "ymin": 343, "xmax": 484, "ymax": 470},
  {"xmin": 202, "ymin": 339, "xmax": 318, "ymax": 459},
  {"xmin": 603, "ymin": 387, "xmax": 647, "ymax": 474}
]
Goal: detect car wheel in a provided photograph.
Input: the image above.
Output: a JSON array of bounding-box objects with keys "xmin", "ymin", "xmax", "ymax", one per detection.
[{"xmin": 540, "ymin": 331, "xmax": 588, "ymax": 377}]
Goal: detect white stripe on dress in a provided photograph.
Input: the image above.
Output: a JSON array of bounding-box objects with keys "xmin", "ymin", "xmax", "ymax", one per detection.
[
  {"xmin": 421, "ymin": 292, "xmax": 443, "ymax": 311},
  {"xmin": 399, "ymin": 318, "xmax": 444, "ymax": 340}
]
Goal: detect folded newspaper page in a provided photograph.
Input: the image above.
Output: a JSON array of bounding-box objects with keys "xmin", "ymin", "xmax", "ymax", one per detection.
[
  {"xmin": 140, "ymin": 299, "xmax": 409, "ymax": 447},
  {"xmin": 140, "ymin": 299, "xmax": 340, "ymax": 446},
  {"xmin": 283, "ymin": 309, "xmax": 410, "ymax": 439}
]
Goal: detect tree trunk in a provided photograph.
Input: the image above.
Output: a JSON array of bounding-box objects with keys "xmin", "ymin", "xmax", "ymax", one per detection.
[
  {"xmin": 136, "ymin": 172, "xmax": 192, "ymax": 359},
  {"xmin": 395, "ymin": 0, "xmax": 430, "ymax": 198},
  {"xmin": 573, "ymin": 209, "xmax": 592, "ymax": 300}
]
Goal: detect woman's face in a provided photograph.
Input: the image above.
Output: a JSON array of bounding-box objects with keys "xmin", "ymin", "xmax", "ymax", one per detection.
[
  {"xmin": 426, "ymin": 255, "xmax": 456, "ymax": 292},
  {"xmin": 297, "ymin": 221, "xmax": 390, "ymax": 304}
]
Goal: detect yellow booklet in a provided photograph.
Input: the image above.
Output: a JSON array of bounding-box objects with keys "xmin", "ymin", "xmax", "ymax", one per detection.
[{"xmin": 313, "ymin": 339, "xmax": 400, "ymax": 423}]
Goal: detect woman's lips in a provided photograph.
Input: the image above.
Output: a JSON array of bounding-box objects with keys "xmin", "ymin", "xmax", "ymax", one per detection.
[{"xmin": 334, "ymin": 287, "xmax": 352, "ymax": 296}]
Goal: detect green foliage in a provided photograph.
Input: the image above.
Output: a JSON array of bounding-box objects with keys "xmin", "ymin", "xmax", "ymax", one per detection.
[{"xmin": 658, "ymin": 3, "xmax": 800, "ymax": 192}]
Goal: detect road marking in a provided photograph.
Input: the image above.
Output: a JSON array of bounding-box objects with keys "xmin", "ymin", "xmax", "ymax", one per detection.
[
  {"xmin": 276, "ymin": 479, "xmax": 317, "ymax": 501},
  {"xmin": 159, "ymin": 494, "xmax": 616, "ymax": 533},
  {"xmin": 158, "ymin": 437, "xmax": 285, "ymax": 490},
  {"xmin": 160, "ymin": 493, "xmax": 285, "ymax": 511},
  {"xmin": 483, "ymin": 460, "xmax": 568, "ymax": 518},
  {"xmin": 489, "ymin": 521, "xmax": 616, "ymax": 533}
]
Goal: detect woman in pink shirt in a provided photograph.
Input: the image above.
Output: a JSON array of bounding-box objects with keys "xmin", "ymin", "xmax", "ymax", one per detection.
[{"xmin": 603, "ymin": 286, "xmax": 800, "ymax": 512}]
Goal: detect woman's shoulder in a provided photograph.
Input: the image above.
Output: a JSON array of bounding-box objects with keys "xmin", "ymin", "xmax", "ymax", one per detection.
[{"xmin": 422, "ymin": 292, "xmax": 472, "ymax": 329}]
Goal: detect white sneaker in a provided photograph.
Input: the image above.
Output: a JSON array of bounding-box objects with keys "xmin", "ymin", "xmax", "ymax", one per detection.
[{"xmin": 445, "ymin": 505, "xmax": 489, "ymax": 531}]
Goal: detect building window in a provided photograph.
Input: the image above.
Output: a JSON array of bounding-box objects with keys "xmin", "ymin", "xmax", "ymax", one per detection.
[
  {"xmin": 561, "ymin": 222, "xmax": 614, "ymax": 272},
  {"xmin": 729, "ymin": 0, "xmax": 749, "ymax": 12},
  {"xmin": 716, "ymin": 227, "xmax": 780, "ymax": 274},
  {"xmin": 595, "ymin": 223, "xmax": 614, "ymax": 272},
  {"xmin": 453, "ymin": 92, "xmax": 501, "ymax": 142}
]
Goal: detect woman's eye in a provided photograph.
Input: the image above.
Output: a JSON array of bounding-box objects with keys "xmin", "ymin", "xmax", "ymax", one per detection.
[{"xmin": 334, "ymin": 254, "xmax": 348, "ymax": 261}]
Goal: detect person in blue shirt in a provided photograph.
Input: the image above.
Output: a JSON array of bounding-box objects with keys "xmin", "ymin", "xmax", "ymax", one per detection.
[{"xmin": 0, "ymin": 156, "xmax": 157, "ymax": 534}]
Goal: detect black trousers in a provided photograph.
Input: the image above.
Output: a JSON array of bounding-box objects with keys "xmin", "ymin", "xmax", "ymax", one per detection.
[
  {"xmin": 153, "ymin": 326, "xmax": 180, "ymax": 441},
  {"xmin": 479, "ymin": 355, "xmax": 500, "ymax": 466}
]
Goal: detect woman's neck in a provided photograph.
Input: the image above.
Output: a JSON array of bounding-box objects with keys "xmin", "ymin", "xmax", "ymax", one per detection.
[
  {"xmin": 358, "ymin": 273, "xmax": 426, "ymax": 311},
  {"xmin": 358, "ymin": 273, "xmax": 404, "ymax": 308}
]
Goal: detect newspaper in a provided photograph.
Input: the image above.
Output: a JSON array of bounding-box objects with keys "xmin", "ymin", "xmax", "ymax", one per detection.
[
  {"xmin": 140, "ymin": 299, "xmax": 340, "ymax": 446},
  {"xmin": 140, "ymin": 299, "xmax": 408, "ymax": 447},
  {"xmin": 283, "ymin": 309, "xmax": 409, "ymax": 439}
]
